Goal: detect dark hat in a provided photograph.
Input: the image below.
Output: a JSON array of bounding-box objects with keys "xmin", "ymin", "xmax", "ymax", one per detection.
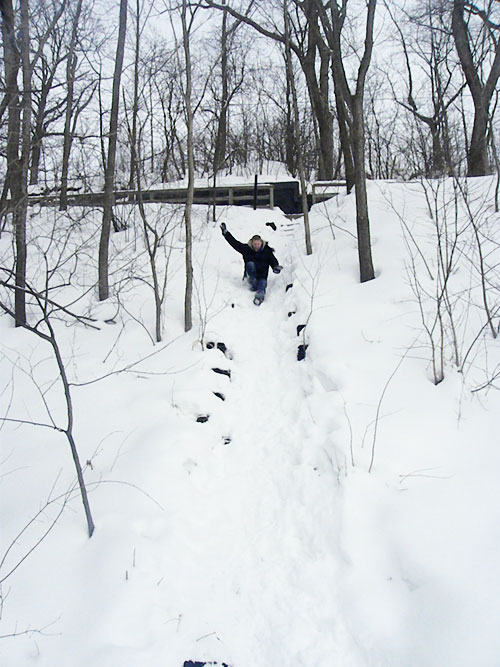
[{"xmin": 251, "ymin": 234, "xmax": 262, "ymax": 241}]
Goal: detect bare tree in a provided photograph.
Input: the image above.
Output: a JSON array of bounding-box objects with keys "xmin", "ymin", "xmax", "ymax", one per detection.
[
  {"xmin": 284, "ymin": 0, "xmax": 312, "ymax": 254},
  {"xmin": 29, "ymin": 15, "xmax": 65, "ymax": 186},
  {"xmin": 455, "ymin": 177, "xmax": 498, "ymax": 340},
  {"xmin": 364, "ymin": 74, "xmax": 401, "ymax": 179},
  {"xmin": 202, "ymin": 0, "xmax": 335, "ymax": 180},
  {"xmin": 125, "ymin": 0, "xmax": 155, "ymax": 190},
  {"xmin": 386, "ymin": 0, "xmax": 465, "ymax": 177},
  {"xmin": 181, "ymin": 0, "xmax": 195, "ymax": 332},
  {"xmin": 59, "ymin": 0, "xmax": 84, "ymax": 209},
  {"xmin": 132, "ymin": 129, "xmax": 177, "ymax": 342},
  {"xmin": 0, "ymin": 274, "xmax": 95, "ymax": 537},
  {"xmin": 151, "ymin": 47, "xmax": 186, "ymax": 181},
  {"xmin": 452, "ymin": 0, "xmax": 500, "ymax": 176},
  {"xmin": 166, "ymin": 0, "xmax": 198, "ymax": 331},
  {"xmin": 316, "ymin": 0, "xmax": 377, "ymax": 282},
  {"xmin": 98, "ymin": 0, "xmax": 128, "ymax": 302},
  {"xmin": 212, "ymin": 0, "xmax": 229, "ymax": 179},
  {"xmin": 1, "ymin": 0, "xmax": 25, "ymax": 325}
]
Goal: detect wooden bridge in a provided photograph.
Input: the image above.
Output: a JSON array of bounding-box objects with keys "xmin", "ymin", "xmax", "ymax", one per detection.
[{"xmin": 28, "ymin": 180, "xmax": 345, "ymax": 215}]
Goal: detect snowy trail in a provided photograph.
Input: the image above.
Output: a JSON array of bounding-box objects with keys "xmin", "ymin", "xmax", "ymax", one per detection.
[
  {"xmin": 157, "ymin": 225, "xmax": 355, "ymax": 666},
  {"xmin": 5, "ymin": 183, "xmax": 500, "ymax": 666}
]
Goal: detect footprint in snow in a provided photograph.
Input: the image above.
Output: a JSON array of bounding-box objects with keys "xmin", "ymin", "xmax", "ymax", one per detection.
[{"xmin": 182, "ymin": 459, "xmax": 198, "ymax": 475}]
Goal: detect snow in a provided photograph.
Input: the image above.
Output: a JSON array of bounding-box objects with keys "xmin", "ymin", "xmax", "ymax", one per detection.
[{"xmin": 1, "ymin": 177, "xmax": 500, "ymax": 666}]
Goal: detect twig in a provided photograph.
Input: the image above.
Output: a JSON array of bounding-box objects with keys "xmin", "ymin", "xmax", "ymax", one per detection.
[{"xmin": 369, "ymin": 336, "xmax": 419, "ymax": 473}]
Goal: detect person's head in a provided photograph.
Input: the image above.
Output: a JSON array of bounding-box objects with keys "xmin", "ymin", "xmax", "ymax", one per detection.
[{"xmin": 251, "ymin": 234, "xmax": 263, "ymax": 250}]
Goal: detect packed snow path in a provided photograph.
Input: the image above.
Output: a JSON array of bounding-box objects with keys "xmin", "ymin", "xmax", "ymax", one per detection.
[
  {"xmin": 164, "ymin": 222, "xmax": 354, "ymax": 665},
  {"xmin": 4, "ymin": 181, "xmax": 500, "ymax": 666}
]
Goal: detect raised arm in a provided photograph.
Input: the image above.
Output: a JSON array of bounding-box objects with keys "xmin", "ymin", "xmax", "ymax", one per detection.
[{"xmin": 220, "ymin": 224, "xmax": 247, "ymax": 254}]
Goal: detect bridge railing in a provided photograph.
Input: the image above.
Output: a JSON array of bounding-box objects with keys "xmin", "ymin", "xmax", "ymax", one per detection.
[
  {"xmin": 27, "ymin": 183, "xmax": 276, "ymax": 210},
  {"xmin": 311, "ymin": 180, "xmax": 346, "ymax": 205}
]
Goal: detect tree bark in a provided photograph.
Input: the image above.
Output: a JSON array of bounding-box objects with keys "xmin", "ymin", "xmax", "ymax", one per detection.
[
  {"xmin": 213, "ymin": 0, "xmax": 228, "ymax": 178},
  {"xmin": 296, "ymin": 0, "xmax": 334, "ymax": 179},
  {"xmin": 1, "ymin": 0, "xmax": 26, "ymax": 325},
  {"xmin": 315, "ymin": 0, "xmax": 355, "ymax": 191},
  {"xmin": 316, "ymin": 0, "xmax": 376, "ymax": 281},
  {"xmin": 284, "ymin": 0, "xmax": 312, "ymax": 255},
  {"xmin": 18, "ymin": 0, "xmax": 32, "ymax": 320},
  {"xmin": 353, "ymin": 0, "xmax": 376, "ymax": 282},
  {"xmin": 60, "ymin": 0, "xmax": 83, "ymax": 210},
  {"xmin": 181, "ymin": 0, "xmax": 194, "ymax": 332},
  {"xmin": 128, "ymin": 0, "xmax": 140, "ymax": 190},
  {"xmin": 29, "ymin": 55, "xmax": 61, "ymax": 186},
  {"xmin": 452, "ymin": 0, "xmax": 500, "ymax": 176},
  {"xmin": 284, "ymin": 57, "xmax": 295, "ymax": 175},
  {"xmin": 98, "ymin": 0, "xmax": 128, "ymax": 302},
  {"xmin": 352, "ymin": 96, "xmax": 374, "ymax": 282}
]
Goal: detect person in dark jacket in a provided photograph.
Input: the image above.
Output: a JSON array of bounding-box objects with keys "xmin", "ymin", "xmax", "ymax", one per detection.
[{"xmin": 220, "ymin": 223, "xmax": 282, "ymax": 305}]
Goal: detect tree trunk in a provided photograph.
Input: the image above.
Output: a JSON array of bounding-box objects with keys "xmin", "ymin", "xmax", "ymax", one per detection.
[
  {"xmin": 284, "ymin": 61, "xmax": 296, "ymax": 176},
  {"xmin": 430, "ymin": 121, "xmax": 445, "ymax": 175},
  {"xmin": 333, "ymin": 82, "xmax": 355, "ymax": 192},
  {"xmin": 284, "ymin": 0, "xmax": 312, "ymax": 255},
  {"xmin": 298, "ymin": 0, "xmax": 334, "ymax": 179},
  {"xmin": 467, "ymin": 104, "xmax": 490, "ymax": 176},
  {"xmin": 213, "ymin": 0, "xmax": 228, "ymax": 178},
  {"xmin": 1, "ymin": 0, "xmax": 26, "ymax": 325},
  {"xmin": 301, "ymin": 53, "xmax": 334, "ymax": 180},
  {"xmin": 352, "ymin": 0, "xmax": 376, "ymax": 282},
  {"xmin": 452, "ymin": 0, "xmax": 500, "ymax": 176},
  {"xmin": 322, "ymin": 1, "xmax": 355, "ymax": 191},
  {"xmin": 352, "ymin": 96, "xmax": 374, "ymax": 282},
  {"xmin": 60, "ymin": 0, "xmax": 83, "ymax": 211},
  {"xmin": 46, "ymin": 318, "xmax": 95, "ymax": 538},
  {"xmin": 128, "ymin": 0, "xmax": 140, "ymax": 190},
  {"xmin": 181, "ymin": 0, "xmax": 194, "ymax": 332},
  {"xmin": 17, "ymin": 0, "xmax": 32, "ymax": 324},
  {"xmin": 316, "ymin": 0, "xmax": 376, "ymax": 280},
  {"xmin": 29, "ymin": 65, "xmax": 58, "ymax": 186},
  {"xmin": 98, "ymin": 0, "xmax": 127, "ymax": 302}
]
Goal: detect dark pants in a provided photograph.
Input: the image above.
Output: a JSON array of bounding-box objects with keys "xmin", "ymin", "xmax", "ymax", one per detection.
[{"xmin": 245, "ymin": 261, "xmax": 267, "ymax": 300}]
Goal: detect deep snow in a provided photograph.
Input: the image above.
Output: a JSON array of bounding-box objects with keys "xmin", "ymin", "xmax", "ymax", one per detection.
[{"xmin": 1, "ymin": 177, "xmax": 500, "ymax": 666}]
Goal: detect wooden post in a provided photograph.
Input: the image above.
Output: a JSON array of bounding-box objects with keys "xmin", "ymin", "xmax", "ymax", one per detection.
[
  {"xmin": 269, "ymin": 184, "xmax": 274, "ymax": 210},
  {"xmin": 253, "ymin": 174, "xmax": 258, "ymax": 210}
]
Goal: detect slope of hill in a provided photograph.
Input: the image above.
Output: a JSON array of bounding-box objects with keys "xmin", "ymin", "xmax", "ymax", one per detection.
[{"xmin": 1, "ymin": 177, "xmax": 499, "ymax": 666}]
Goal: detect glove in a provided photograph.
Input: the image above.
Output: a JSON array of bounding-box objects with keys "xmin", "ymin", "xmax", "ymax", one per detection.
[
  {"xmin": 273, "ymin": 265, "xmax": 283, "ymax": 274},
  {"xmin": 220, "ymin": 222, "xmax": 227, "ymax": 235}
]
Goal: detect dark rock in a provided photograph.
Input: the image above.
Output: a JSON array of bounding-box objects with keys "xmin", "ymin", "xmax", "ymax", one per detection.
[
  {"xmin": 216, "ymin": 342, "xmax": 227, "ymax": 355},
  {"xmin": 296, "ymin": 324, "xmax": 306, "ymax": 336},
  {"xmin": 212, "ymin": 368, "xmax": 231, "ymax": 378},
  {"xmin": 206, "ymin": 341, "xmax": 215, "ymax": 349},
  {"xmin": 196, "ymin": 415, "xmax": 210, "ymax": 423},
  {"xmin": 223, "ymin": 436, "xmax": 232, "ymax": 445},
  {"xmin": 213, "ymin": 392, "xmax": 225, "ymax": 401},
  {"xmin": 266, "ymin": 222, "xmax": 277, "ymax": 230},
  {"xmin": 297, "ymin": 344, "xmax": 308, "ymax": 361},
  {"xmin": 288, "ymin": 311, "xmax": 296, "ymax": 317},
  {"xmin": 286, "ymin": 283, "xmax": 293, "ymax": 292}
]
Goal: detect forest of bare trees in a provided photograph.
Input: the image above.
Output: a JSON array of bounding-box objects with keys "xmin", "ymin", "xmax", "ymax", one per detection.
[
  {"xmin": 1, "ymin": 6, "xmax": 500, "ymax": 644},
  {"xmin": 1, "ymin": 0, "xmax": 500, "ymax": 317}
]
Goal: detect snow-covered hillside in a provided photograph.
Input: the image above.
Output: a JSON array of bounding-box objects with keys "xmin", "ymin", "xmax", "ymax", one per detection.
[{"xmin": 1, "ymin": 178, "xmax": 500, "ymax": 666}]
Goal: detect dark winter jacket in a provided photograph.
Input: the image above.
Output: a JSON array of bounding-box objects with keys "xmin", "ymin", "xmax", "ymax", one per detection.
[{"xmin": 223, "ymin": 231, "xmax": 279, "ymax": 279}]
